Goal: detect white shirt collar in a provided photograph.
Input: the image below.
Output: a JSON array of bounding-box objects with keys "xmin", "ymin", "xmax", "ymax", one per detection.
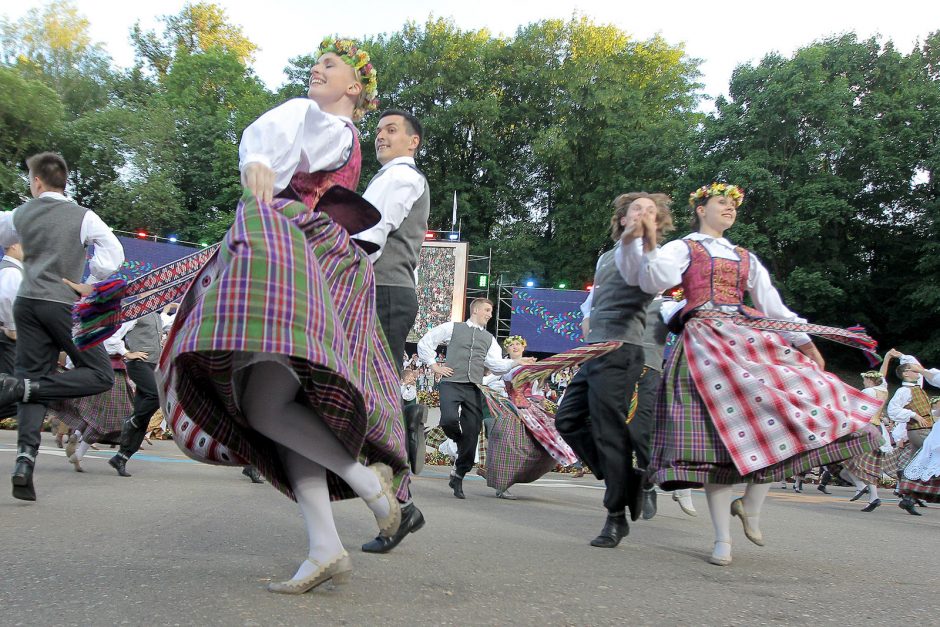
[
  {"xmin": 1, "ymin": 255, "xmax": 23, "ymax": 269},
  {"xmin": 379, "ymin": 156, "xmax": 416, "ymax": 172},
  {"xmin": 684, "ymin": 232, "xmax": 735, "ymax": 248},
  {"xmin": 39, "ymin": 191, "xmax": 69, "ymax": 201},
  {"xmin": 465, "ymin": 319, "xmax": 485, "ymax": 330}
]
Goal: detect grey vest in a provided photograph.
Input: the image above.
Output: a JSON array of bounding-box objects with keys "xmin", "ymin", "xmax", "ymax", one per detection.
[
  {"xmin": 585, "ymin": 248, "xmax": 653, "ymax": 346},
  {"xmin": 368, "ymin": 163, "xmax": 430, "ymax": 289},
  {"xmin": 124, "ymin": 312, "xmax": 163, "ymax": 364},
  {"xmin": 13, "ymin": 196, "xmax": 89, "ymax": 305},
  {"xmin": 445, "ymin": 322, "xmax": 494, "ymax": 384},
  {"xmin": 641, "ymin": 298, "xmax": 669, "ymax": 371}
]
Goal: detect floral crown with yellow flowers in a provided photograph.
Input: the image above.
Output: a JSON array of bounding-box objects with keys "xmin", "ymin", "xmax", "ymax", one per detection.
[
  {"xmin": 503, "ymin": 335, "xmax": 527, "ymax": 349},
  {"xmin": 860, "ymin": 370, "xmax": 883, "ymax": 380},
  {"xmin": 688, "ymin": 182, "xmax": 745, "ymax": 208},
  {"xmin": 316, "ymin": 37, "xmax": 379, "ymax": 116},
  {"xmin": 930, "ymin": 396, "xmax": 940, "ymax": 405}
]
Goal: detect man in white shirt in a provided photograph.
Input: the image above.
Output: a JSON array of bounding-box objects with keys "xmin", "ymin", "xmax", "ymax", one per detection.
[
  {"xmin": 417, "ymin": 298, "xmax": 532, "ymax": 499},
  {"xmin": 359, "ymin": 109, "xmax": 431, "ymax": 554},
  {"xmin": 0, "ymin": 242, "xmax": 23, "ymax": 418},
  {"xmin": 0, "ymin": 152, "xmax": 124, "ymax": 501}
]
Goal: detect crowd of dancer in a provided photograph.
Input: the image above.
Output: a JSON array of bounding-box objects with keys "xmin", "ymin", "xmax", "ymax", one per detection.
[{"xmin": 1, "ymin": 36, "xmax": 938, "ymax": 598}]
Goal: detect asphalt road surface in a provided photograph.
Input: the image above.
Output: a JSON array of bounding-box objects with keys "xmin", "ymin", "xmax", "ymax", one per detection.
[{"xmin": 2, "ymin": 430, "xmax": 938, "ymax": 626}]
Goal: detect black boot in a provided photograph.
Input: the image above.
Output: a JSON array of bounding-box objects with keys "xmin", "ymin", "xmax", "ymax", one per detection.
[
  {"xmin": 242, "ymin": 466, "xmax": 264, "ymax": 483},
  {"xmin": 0, "ymin": 375, "xmax": 27, "ymax": 407},
  {"xmin": 11, "ymin": 444, "xmax": 38, "ymax": 501},
  {"xmin": 404, "ymin": 403, "xmax": 428, "ymax": 475},
  {"xmin": 449, "ymin": 473, "xmax": 465, "ymax": 499},
  {"xmin": 590, "ymin": 512, "xmax": 629, "ymax": 548},
  {"xmin": 361, "ymin": 502, "xmax": 426, "ymax": 553},
  {"xmin": 108, "ymin": 454, "xmax": 132, "ymax": 477},
  {"xmin": 899, "ymin": 496, "xmax": 922, "ymax": 516}
]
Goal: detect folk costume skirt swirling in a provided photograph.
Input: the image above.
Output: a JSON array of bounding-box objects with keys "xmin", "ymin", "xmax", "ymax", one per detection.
[
  {"xmin": 157, "ymin": 192, "xmax": 410, "ymax": 502},
  {"xmin": 649, "ymin": 316, "xmax": 880, "ymax": 490}
]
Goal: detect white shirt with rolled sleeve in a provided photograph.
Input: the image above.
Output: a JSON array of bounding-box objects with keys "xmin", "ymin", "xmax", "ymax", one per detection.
[
  {"xmin": 0, "ymin": 255, "xmax": 23, "ymax": 330},
  {"xmin": 417, "ymin": 319, "xmax": 516, "ymax": 375},
  {"xmin": 238, "ymin": 98, "xmax": 353, "ymax": 194},
  {"xmin": 632, "ymin": 233, "xmax": 812, "ymax": 347},
  {"xmin": 0, "ymin": 191, "xmax": 124, "ymax": 283},
  {"xmin": 889, "ymin": 355, "xmax": 940, "ymax": 443},
  {"xmin": 359, "ymin": 156, "xmax": 426, "ymax": 263}
]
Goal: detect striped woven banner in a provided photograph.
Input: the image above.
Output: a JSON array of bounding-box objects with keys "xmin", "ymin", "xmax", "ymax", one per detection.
[
  {"xmin": 509, "ymin": 341, "xmax": 623, "ymax": 388},
  {"xmin": 692, "ymin": 310, "xmax": 879, "ymax": 357},
  {"xmin": 72, "ymin": 243, "xmax": 221, "ymax": 348}
]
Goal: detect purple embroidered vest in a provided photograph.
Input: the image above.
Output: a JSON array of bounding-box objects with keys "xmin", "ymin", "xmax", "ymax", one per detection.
[
  {"xmin": 283, "ymin": 122, "xmax": 362, "ymax": 209},
  {"xmin": 679, "ymin": 240, "xmax": 763, "ymax": 320}
]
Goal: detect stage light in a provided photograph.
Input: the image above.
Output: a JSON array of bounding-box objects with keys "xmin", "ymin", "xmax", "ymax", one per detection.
[
  {"xmin": 586, "ymin": 284, "xmax": 593, "ymax": 291},
  {"xmin": 478, "ymin": 275, "xmax": 488, "ymax": 288},
  {"xmin": 448, "ymin": 232, "xmax": 459, "ymax": 241},
  {"xmin": 200, "ymin": 242, "xmax": 209, "ymax": 247},
  {"xmin": 425, "ymin": 231, "xmax": 435, "ymax": 239},
  {"xmin": 558, "ymin": 282, "xmax": 567, "ymax": 289},
  {"xmin": 136, "ymin": 231, "xmax": 148, "ymax": 239},
  {"xmin": 525, "ymin": 280, "xmax": 535, "ymax": 287},
  {"xmin": 168, "ymin": 236, "xmax": 178, "ymax": 243}
]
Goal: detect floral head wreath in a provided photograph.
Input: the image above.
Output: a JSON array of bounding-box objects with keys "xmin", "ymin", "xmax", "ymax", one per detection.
[
  {"xmin": 688, "ymin": 182, "xmax": 745, "ymax": 208},
  {"xmin": 503, "ymin": 335, "xmax": 527, "ymax": 349},
  {"xmin": 931, "ymin": 396, "xmax": 940, "ymax": 405},
  {"xmin": 316, "ymin": 37, "xmax": 379, "ymax": 116},
  {"xmin": 860, "ymin": 370, "xmax": 883, "ymax": 380}
]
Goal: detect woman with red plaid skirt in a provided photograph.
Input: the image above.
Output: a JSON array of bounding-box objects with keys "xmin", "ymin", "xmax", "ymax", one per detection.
[{"xmin": 637, "ymin": 183, "xmax": 881, "ymax": 566}]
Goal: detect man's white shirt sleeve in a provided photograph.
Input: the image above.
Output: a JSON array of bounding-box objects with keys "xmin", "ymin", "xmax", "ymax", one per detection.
[{"xmin": 360, "ymin": 160, "xmax": 426, "ymax": 262}]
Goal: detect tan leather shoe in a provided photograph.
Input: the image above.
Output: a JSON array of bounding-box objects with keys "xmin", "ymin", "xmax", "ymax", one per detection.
[
  {"xmin": 267, "ymin": 552, "xmax": 352, "ymax": 594},
  {"xmin": 731, "ymin": 498, "xmax": 764, "ymax": 546},
  {"xmin": 365, "ymin": 463, "xmax": 401, "ymax": 538}
]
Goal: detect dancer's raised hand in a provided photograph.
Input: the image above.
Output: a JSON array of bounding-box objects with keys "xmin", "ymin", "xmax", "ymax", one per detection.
[{"xmin": 243, "ymin": 162, "xmax": 276, "ymax": 204}]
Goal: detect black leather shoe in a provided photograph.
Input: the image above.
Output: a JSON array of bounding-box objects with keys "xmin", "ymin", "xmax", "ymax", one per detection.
[
  {"xmin": 816, "ymin": 484, "xmax": 832, "ymax": 495},
  {"xmin": 449, "ymin": 474, "xmax": 465, "ymax": 499},
  {"xmin": 0, "ymin": 375, "xmax": 26, "ymax": 407},
  {"xmin": 404, "ymin": 404, "xmax": 428, "ymax": 475},
  {"xmin": 915, "ymin": 498, "xmax": 928, "ymax": 508},
  {"xmin": 108, "ymin": 455, "xmax": 132, "ymax": 477},
  {"xmin": 11, "ymin": 445, "xmax": 38, "ymax": 501},
  {"xmin": 361, "ymin": 503, "xmax": 426, "ymax": 553},
  {"xmin": 899, "ymin": 496, "xmax": 922, "ymax": 516},
  {"xmin": 849, "ymin": 485, "xmax": 870, "ymax": 502},
  {"xmin": 861, "ymin": 499, "xmax": 881, "ymax": 512},
  {"xmin": 641, "ymin": 488, "xmax": 657, "ymax": 520},
  {"xmin": 242, "ymin": 466, "xmax": 264, "ymax": 483},
  {"xmin": 590, "ymin": 514, "xmax": 629, "ymax": 548}
]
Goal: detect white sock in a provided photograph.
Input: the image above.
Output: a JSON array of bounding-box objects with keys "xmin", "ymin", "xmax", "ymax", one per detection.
[
  {"xmin": 241, "ymin": 362, "xmax": 387, "ymax": 517},
  {"xmin": 841, "ymin": 469, "xmax": 865, "ymax": 491},
  {"xmin": 74, "ymin": 440, "xmax": 91, "ymax": 460},
  {"xmin": 741, "ymin": 482, "xmax": 770, "ymax": 535},
  {"xmin": 869, "ymin": 485, "xmax": 879, "ymax": 502},
  {"xmin": 704, "ymin": 483, "xmax": 734, "ymax": 546}
]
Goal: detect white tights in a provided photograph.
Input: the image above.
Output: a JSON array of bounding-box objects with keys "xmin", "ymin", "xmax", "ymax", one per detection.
[
  {"xmin": 241, "ymin": 361, "xmax": 388, "ymax": 580},
  {"xmin": 840, "ymin": 468, "xmax": 879, "ymax": 503},
  {"xmin": 704, "ymin": 482, "xmax": 771, "ymax": 559}
]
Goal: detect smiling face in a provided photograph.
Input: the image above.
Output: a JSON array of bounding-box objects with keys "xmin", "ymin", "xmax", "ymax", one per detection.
[
  {"xmin": 505, "ymin": 341, "xmax": 525, "ymax": 360},
  {"xmin": 375, "ymin": 114, "xmax": 419, "ymax": 165},
  {"xmin": 470, "ymin": 301, "xmax": 493, "ymax": 326},
  {"xmin": 696, "ymin": 195, "xmax": 738, "ymax": 236},
  {"xmin": 308, "ymin": 52, "xmax": 361, "ymax": 114}
]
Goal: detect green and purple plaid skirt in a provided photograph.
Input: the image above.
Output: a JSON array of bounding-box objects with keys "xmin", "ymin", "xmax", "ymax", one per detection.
[
  {"xmin": 52, "ymin": 370, "xmax": 134, "ymax": 445},
  {"xmin": 648, "ymin": 338, "xmax": 879, "ymax": 490},
  {"xmin": 481, "ymin": 388, "xmax": 556, "ymax": 491},
  {"xmin": 158, "ymin": 193, "xmax": 409, "ymax": 502},
  {"xmin": 844, "ymin": 444, "xmax": 904, "ymax": 485}
]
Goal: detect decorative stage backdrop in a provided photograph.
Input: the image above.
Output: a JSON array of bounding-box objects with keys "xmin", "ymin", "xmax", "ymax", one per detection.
[
  {"xmin": 87, "ymin": 236, "xmax": 200, "ymax": 282},
  {"xmin": 509, "ymin": 287, "xmax": 590, "ymax": 353},
  {"xmin": 408, "ymin": 241, "xmax": 469, "ymax": 344}
]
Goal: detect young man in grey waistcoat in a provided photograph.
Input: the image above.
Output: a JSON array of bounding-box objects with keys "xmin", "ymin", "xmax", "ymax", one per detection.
[
  {"xmin": 358, "ymin": 109, "xmax": 431, "ymax": 553},
  {"xmin": 103, "ymin": 311, "xmax": 164, "ymax": 477},
  {"xmin": 555, "ymin": 192, "xmax": 672, "ymax": 548},
  {"xmin": 0, "ymin": 152, "xmax": 124, "ymax": 501},
  {"xmin": 417, "ymin": 298, "xmax": 533, "ymax": 499}
]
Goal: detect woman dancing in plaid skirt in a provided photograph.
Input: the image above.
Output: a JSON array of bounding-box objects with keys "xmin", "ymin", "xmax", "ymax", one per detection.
[{"xmin": 637, "ymin": 183, "xmax": 881, "ymax": 566}]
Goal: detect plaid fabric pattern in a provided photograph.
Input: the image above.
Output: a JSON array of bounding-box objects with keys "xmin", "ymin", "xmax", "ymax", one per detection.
[
  {"xmin": 897, "ymin": 476, "xmax": 940, "ymax": 502},
  {"xmin": 683, "ymin": 317, "xmax": 879, "ymax": 475},
  {"xmin": 158, "ymin": 191, "xmax": 409, "ymax": 503},
  {"xmin": 844, "ymin": 447, "xmax": 904, "ymax": 484},
  {"xmin": 509, "ymin": 342, "xmax": 622, "ymax": 388},
  {"xmin": 484, "ymin": 408, "xmax": 557, "ymax": 492},
  {"xmin": 648, "ymin": 337, "xmax": 878, "ymax": 489},
  {"xmin": 52, "ymin": 371, "xmax": 135, "ymax": 444}
]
